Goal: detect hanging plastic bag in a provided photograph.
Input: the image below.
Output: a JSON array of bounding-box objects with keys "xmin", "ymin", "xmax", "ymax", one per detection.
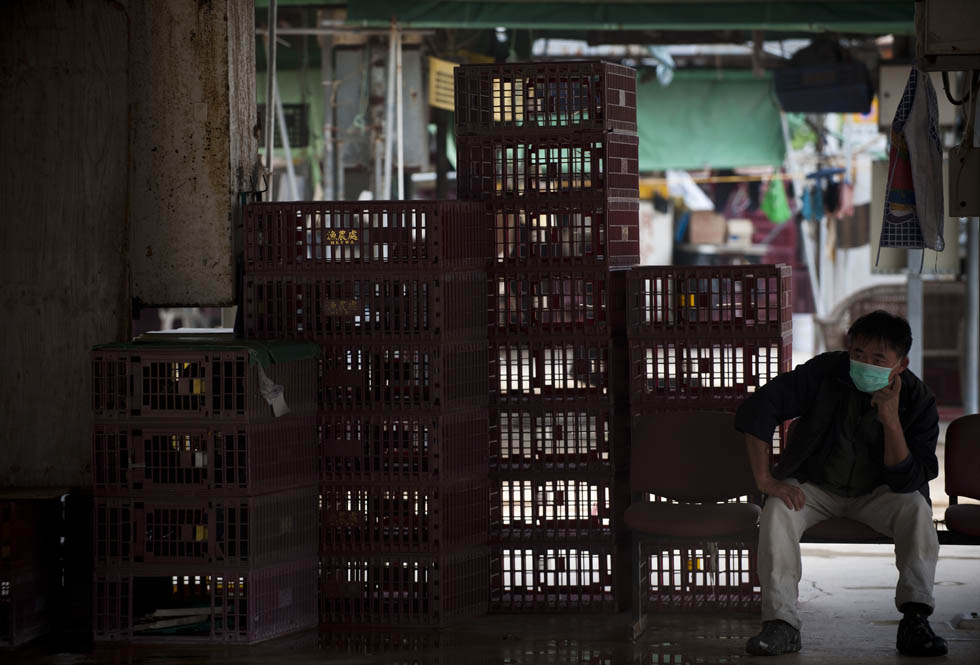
[
  {"xmin": 723, "ymin": 182, "xmax": 752, "ymax": 218},
  {"xmin": 801, "ymin": 184, "xmax": 824, "ymax": 222},
  {"xmin": 761, "ymin": 177, "xmax": 792, "ymax": 224},
  {"xmin": 879, "ymin": 67, "xmax": 945, "ymax": 259},
  {"xmin": 808, "ymin": 184, "xmax": 823, "ymax": 222}
]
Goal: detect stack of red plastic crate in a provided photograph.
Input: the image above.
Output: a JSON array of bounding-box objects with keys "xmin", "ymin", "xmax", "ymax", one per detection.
[
  {"xmin": 90, "ymin": 339, "xmax": 320, "ymax": 643},
  {"xmin": 625, "ymin": 264, "xmax": 793, "ymax": 611},
  {"xmin": 1, "ymin": 493, "xmax": 60, "ymax": 646},
  {"xmin": 454, "ymin": 61, "xmax": 640, "ymax": 612},
  {"xmin": 242, "ymin": 201, "xmax": 492, "ymax": 627}
]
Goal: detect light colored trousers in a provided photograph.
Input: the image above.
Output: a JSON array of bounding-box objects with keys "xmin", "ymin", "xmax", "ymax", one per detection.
[{"xmin": 759, "ymin": 478, "xmax": 940, "ymax": 630}]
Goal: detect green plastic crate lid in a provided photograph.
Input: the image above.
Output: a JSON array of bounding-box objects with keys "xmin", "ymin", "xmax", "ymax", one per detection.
[{"xmin": 93, "ymin": 330, "xmax": 320, "ymax": 368}]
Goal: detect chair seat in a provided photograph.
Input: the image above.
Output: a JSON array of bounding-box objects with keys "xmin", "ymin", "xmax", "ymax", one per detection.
[
  {"xmin": 625, "ymin": 501, "xmax": 761, "ymax": 539},
  {"xmin": 945, "ymin": 504, "xmax": 980, "ymax": 537},
  {"xmin": 803, "ymin": 517, "xmax": 888, "ymax": 541}
]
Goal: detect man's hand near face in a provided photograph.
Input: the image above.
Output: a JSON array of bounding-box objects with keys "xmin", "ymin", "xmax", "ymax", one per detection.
[
  {"xmin": 871, "ymin": 372, "xmax": 911, "ymax": 466},
  {"xmin": 871, "ymin": 372, "xmax": 902, "ymax": 427}
]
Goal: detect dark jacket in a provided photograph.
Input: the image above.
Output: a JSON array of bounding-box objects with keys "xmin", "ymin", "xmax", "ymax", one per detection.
[{"xmin": 734, "ymin": 351, "xmax": 940, "ymax": 500}]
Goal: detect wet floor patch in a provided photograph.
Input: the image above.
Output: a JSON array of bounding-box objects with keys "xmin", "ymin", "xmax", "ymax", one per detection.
[{"xmin": 7, "ymin": 604, "xmax": 980, "ymax": 664}]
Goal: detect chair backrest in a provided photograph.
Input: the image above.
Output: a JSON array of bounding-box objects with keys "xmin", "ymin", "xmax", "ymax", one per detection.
[
  {"xmin": 630, "ymin": 411, "xmax": 757, "ymax": 503},
  {"xmin": 945, "ymin": 413, "xmax": 980, "ymax": 501},
  {"xmin": 816, "ymin": 282, "xmax": 964, "ymax": 353}
]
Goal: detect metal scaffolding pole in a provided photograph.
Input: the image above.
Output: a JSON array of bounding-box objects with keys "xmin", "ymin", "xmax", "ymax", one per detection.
[
  {"xmin": 780, "ymin": 112, "xmax": 826, "ymax": 351},
  {"xmin": 274, "ymin": 77, "xmax": 300, "ymax": 201},
  {"xmin": 319, "ymin": 28, "xmax": 334, "ymax": 200},
  {"xmin": 382, "ymin": 23, "xmax": 397, "ymax": 199},
  {"xmin": 907, "ymin": 252, "xmax": 924, "ymax": 379},
  {"xmin": 374, "ymin": 136, "xmax": 383, "ymax": 200},
  {"xmin": 263, "ymin": 0, "xmax": 278, "ymax": 197},
  {"xmin": 396, "ymin": 28, "xmax": 405, "ymax": 200},
  {"xmin": 966, "ymin": 218, "xmax": 979, "ymax": 414},
  {"xmin": 257, "ymin": 27, "xmax": 434, "ymax": 37}
]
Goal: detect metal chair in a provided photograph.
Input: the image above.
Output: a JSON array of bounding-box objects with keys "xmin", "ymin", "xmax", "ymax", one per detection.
[
  {"xmin": 944, "ymin": 414, "xmax": 980, "ymax": 542},
  {"xmin": 626, "ymin": 411, "xmax": 761, "ymax": 639}
]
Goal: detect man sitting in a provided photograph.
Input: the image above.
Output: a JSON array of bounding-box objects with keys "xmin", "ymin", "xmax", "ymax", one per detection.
[{"xmin": 735, "ymin": 310, "xmax": 947, "ymax": 657}]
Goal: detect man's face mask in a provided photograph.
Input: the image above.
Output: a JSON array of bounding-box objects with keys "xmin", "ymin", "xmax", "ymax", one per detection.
[{"xmin": 849, "ymin": 359, "xmax": 896, "ymax": 393}]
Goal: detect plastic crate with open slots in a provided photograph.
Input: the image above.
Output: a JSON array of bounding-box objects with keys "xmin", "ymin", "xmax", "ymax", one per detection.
[
  {"xmin": 94, "ymin": 487, "xmax": 317, "ymax": 568},
  {"xmin": 491, "ymin": 401, "xmax": 626, "ymax": 474},
  {"xmin": 244, "ymin": 201, "xmax": 490, "ymax": 273},
  {"xmin": 639, "ymin": 540, "xmax": 761, "ymax": 612},
  {"xmin": 489, "ymin": 475, "xmax": 622, "ymax": 543},
  {"xmin": 91, "ymin": 339, "xmax": 318, "ymax": 422},
  {"xmin": 244, "ymin": 268, "xmax": 487, "ymax": 342},
  {"xmin": 319, "ymin": 549, "xmax": 488, "ymax": 627},
  {"xmin": 488, "ymin": 267, "xmax": 616, "ymax": 338},
  {"xmin": 454, "ymin": 61, "xmax": 637, "ymax": 135},
  {"xmin": 490, "ymin": 198, "xmax": 639, "ymax": 268},
  {"xmin": 92, "ymin": 417, "xmax": 317, "ymax": 497},
  {"xmin": 318, "ymin": 340, "xmax": 489, "ymax": 413},
  {"xmin": 489, "ymin": 543, "xmax": 622, "ymax": 613},
  {"xmin": 628, "ymin": 333, "xmax": 792, "ymax": 411},
  {"xmin": 319, "ymin": 481, "xmax": 488, "ymax": 555},
  {"xmin": 491, "ymin": 338, "xmax": 627, "ymax": 405},
  {"xmin": 456, "ymin": 133, "xmax": 638, "ymax": 202},
  {"xmin": 93, "ymin": 559, "xmax": 317, "ymax": 643},
  {"xmin": 320, "ymin": 409, "xmax": 488, "ymax": 485},
  {"xmin": 627, "ymin": 264, "xmax": 792, "ymax": 338},
  {"xmin": 1, "ymin": 495, "xmax": 61, "ymax": 647}
]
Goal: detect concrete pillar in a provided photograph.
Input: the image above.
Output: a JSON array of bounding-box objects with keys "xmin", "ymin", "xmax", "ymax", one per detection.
[
  {"xmin": 0, "ymin": 0, "xmax": 260, "ymax": 488},
  {"xmin": 0, "ymin": 0, "xmax": 130, "ymax": 487},
  {"xmin": 129, "ymin": 0, "xmax": 259, "ymax": 306}
]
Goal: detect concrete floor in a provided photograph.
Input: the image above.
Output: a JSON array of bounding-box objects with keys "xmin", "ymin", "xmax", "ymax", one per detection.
[
  {"xmin": 11, "ymin": 544, "xmax": 979, "ymax": 664},
  {"xmin": 9, "ymin": 408, "xmax": 975, "ymax": 663}
]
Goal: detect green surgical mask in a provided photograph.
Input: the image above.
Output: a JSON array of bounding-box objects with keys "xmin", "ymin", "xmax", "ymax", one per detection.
[{"xmin": 849, "ymin": 359, "xmax": 896, "ymax": 393}]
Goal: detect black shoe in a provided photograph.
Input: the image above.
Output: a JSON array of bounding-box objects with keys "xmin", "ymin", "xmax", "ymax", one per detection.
[
  {"xmin": 897, "ymin": 611, "xmax": 948, "ymax": 657},
  {"xmin": 746, "ymin": 620, "xmax": 802, "ymax": 656}
]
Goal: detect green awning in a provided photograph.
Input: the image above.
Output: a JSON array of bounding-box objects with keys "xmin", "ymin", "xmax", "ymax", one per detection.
[
  {"xmin": 347, "ymin": 1, "xmax": 913, "ymax": 34},
  {"xmin": 637, "ymin": 70, "xmax": 785, "ymax": 171}
]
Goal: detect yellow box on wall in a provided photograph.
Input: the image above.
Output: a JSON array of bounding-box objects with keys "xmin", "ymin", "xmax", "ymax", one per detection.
[{"xmin": 428, "ymin": 56, "xmax": 456, "ymax": 111}]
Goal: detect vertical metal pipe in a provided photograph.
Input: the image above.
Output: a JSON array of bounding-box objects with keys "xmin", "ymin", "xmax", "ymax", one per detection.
[
  {"xmin": 966, "ymin": 218, "xmax": 979, "ymax": 414},
  {"xmin": 906, "ymin": 252, "xmax": 924, "ymax": 379},
  {"xmin": 435, "ymin": 109, "xmax": 448, "ymax": 200},
  {"xmin": 374, "ymin": 137, "xmax": 384, "ymax": 200},
  {"xmin": 382, "ymin": 22, "xmax": 396, "ymax": 199},
  {"xmin": 818, "ymin": 216, "xmax": 833, "ymax": 314},
  {"xmin": 320, "ymin": 32, "xmax": 334, "ymax": 200},
  {"xmin": 336, "ymin": 132, "xmax": 345, "ymax": 200},
  {"xmin": 800, "ymin": 220, "xmax": 826, "ymax": 353},
  {"xmin": 780, "ymin": 112, "xmax": 825, "ymax": 352},
  {"xmin": 336, "ymin": 44, "xmax": 350, "ymax": 202},
  {"xmin": 274, "ymin": 78, "xmax": 300, "ymax": 200},
  {"xmin": 264, "ymin": 0, "xmax": 278, "ymax": 195},
  {"xmin": 799, "ymin": 226, "xmax": 822, "ymax": 318},
  {"xmin": 396, "ymin": 27, "xmax": 405, "ymax": 200}
]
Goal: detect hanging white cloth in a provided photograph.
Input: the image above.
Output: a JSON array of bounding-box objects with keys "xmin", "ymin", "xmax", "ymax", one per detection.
[{"xmin": 666, "ymin": 169, "xmax": 714, "ymax": 211}]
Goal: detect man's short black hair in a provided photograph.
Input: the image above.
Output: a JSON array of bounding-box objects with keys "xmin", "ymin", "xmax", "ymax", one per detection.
[{"xmin": 846, "ymin": 310, "xmax": 913, "ymax": 357}]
